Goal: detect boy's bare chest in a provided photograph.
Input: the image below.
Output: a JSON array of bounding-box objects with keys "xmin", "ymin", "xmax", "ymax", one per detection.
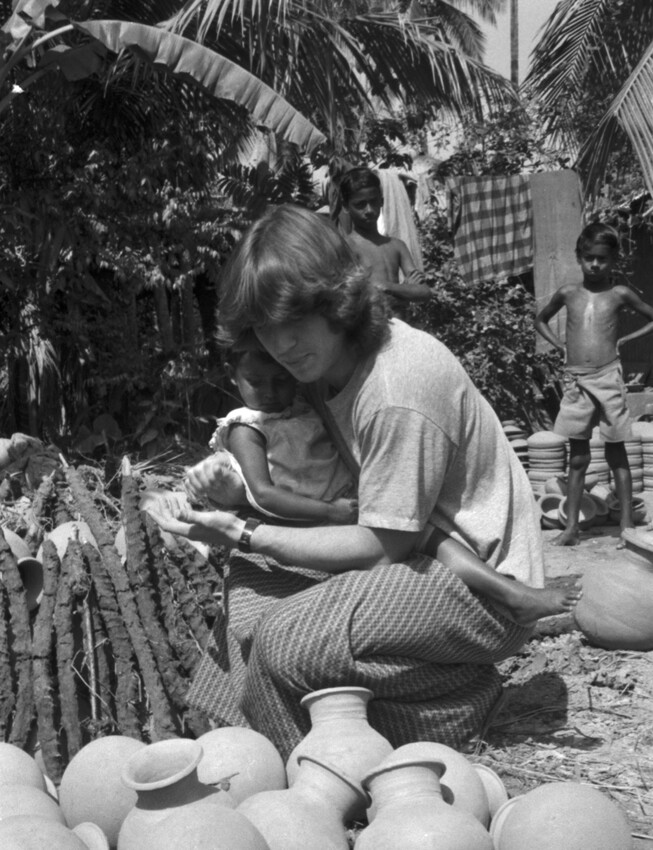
[{"xmin": 567, "ymin": 289, "xmax": 621, "ymax": 328}]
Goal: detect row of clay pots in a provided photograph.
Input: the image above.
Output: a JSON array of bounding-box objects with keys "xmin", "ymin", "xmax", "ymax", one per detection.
[
  {"xmin": 0, "ymin": 742, "xmax": 108, "ymax": 849},
  {"xmin": 0, "ymin": 683, "xmax": 638, "ymax": 850}
]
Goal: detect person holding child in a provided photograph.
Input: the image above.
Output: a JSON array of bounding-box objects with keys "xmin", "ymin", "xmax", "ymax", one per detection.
[
  {"xmin": 535, "ymin": 222, "xmax": 653, "ymax": 547},
  {"xmin": 339, "ymin": 166, "xmax": 432, "ymax": 318},
  {"xmin": 150, "ymin": 204, "xmax": 574, "ymax": 759}
]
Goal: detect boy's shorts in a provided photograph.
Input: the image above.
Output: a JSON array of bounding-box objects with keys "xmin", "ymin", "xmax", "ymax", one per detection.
[{"xmin": 553, "ymin": 359, "xmax": 633, "ymax": 442}]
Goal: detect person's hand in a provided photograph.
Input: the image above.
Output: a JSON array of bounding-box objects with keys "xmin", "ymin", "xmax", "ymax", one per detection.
[
  {"xmin": 145, "ymin": 498, "xmax": 244, "ymax": 548},
  {"xmin": 184, "ymin": 454, "xmax": 246, "ymax": 507},
  {"xmin": 327, "ymin": 497, "xmax": 358, "ymax": 524}
]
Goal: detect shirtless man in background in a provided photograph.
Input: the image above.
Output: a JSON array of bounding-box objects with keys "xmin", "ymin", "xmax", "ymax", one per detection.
[{"xmin": 536, "ymin": 222, "xmax": 653, "ymax": 546}]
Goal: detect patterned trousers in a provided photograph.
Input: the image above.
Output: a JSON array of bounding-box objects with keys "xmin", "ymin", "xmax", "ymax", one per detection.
[{"xmin": 188, "ymin": 552, "xmax": 530, "ymax": 760}]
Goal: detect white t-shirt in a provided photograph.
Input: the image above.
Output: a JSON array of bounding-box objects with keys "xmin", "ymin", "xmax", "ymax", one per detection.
[{"xmin": 325, "ymin": 320, "xmax": 545, "ymax": 587}]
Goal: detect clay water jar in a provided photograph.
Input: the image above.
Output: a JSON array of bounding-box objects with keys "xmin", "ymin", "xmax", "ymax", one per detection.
[
  {"xmin": 489, "ymin": 781, "xmax": 632, "ymax": 849},
  {"xmin": 238, "ymin": 755, "xmax": 366, "ymax": 850},
  {"xmin": 196, "ymin": 726, "xmax": 286, "ymax": 805},
  {"xmin": 59, "ymin": 735, "xmax": 147, "ymax": 849},
  {"xmin": 117, "ymin": 739, "xmax": 234, "ymax": 850},
  {"xmin": 366, "ymin": 742, "xmax": 490, "ymax": 827},
  {"xmin": 575, "ymin": 527, "xmax": 653, "ymax": 650},
  {"xmin": 38, "ymin": 520, "xmax": 98, "ymax": 561},
  {"xmin": 356, "ymin": 755, "xmax": 493, "ymax": 850},
  {"xmin": 472, "ymin": 763, "xmax": 509, "ymax": 819},
  {"xmin": 146, "ymin": 803, "xmax": 270, "ymax": 850},
  {"xmin": 1, "ymin": 526, "xmax": 44, "ymax": 611},
  {"xmin": 0, "ymin": 815, "xmax": 109, "ymax": 850},
  {"xmin": 285, "ymin": 686, "xmax": 392, "ymax": 818},
  {"xmin": 0, "ymin": 741, "xmax": 48, "ymax": 791},
  {"xmin": 0, "ymin": 783, "xmax": 66, "ymax": 823}
]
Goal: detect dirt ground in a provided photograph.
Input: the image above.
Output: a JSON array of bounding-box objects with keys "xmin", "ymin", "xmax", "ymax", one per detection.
[{"xmin": 470, "ymin": 494, "xmax": 653, "ymax": 845}]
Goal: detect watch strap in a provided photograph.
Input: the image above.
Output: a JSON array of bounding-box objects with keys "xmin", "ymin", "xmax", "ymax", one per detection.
[{"xmin": 238, "ymin": 516, "xmax": 262, "ymax": 552}]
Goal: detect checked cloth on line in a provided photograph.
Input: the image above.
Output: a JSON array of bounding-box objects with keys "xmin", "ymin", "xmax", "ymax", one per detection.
[
  {"xmin": 448, "ymin": 174, "xmax": 533, "ymax": 284},
  {"xmin": 188, "ymin": 551, "xmax": 531, "ymax": 759}
]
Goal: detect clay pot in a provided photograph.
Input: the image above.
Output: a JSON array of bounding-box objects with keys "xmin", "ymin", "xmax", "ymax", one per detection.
[
  {"xmin": 147, "ymin": 805, "xmax": 270, "ymax": 850},
  {"xmin": 539, "ymin": 493, "xmax": 564, "ymax": 529},
  {"xmin": 544, "ymin": 475, "xmax": 567, "ymax": 496},
  {"xmin": 356, "ymin": 755, "xmax": 493, "ymax": 850},
  {"xmin": 367, "ymin": 742, "xmax": 489, "ymax": 827},
  {"xmin": 38, "ymin": 521, "xmax": 98, "ymax": 561},
  {"xmin": 0, "ymin": 783, "xmax": 66, "ymax": 823},
  {"xmin": 196, "ymin": 726, "xmax": 287, "ymax": 805},
  {"xmin": 0, "ymin": 816, "xmax": 109, "ymax": 850},
  {"xmin": 472, "ymin": 764, "xmax": 509, "ymax": 819},
  {"xmin": 606, "ymin": 493, "xmax": 648, "ymax": 525},
  {"xmin": 59, "ymin": 735, "xmax": 147, "ymax": 848},
  {"xmin": 238, "ymin": 755, "xmax": 366, "ymax": 850},
  {"xmin": 285, "ymin": 686, "xmax": 392, "ymax": 817},
  {"xmin": 558, "ymin": 494, "xmax": 597, "ymax": 530},
  {"xmin": 575, "ymin": 528, "xmax": 653, "ymax": 650},
  {"xmin": 0, "ymin": 741, "xmax": 47, "ymax": 791},
  {"xmin": 489, "ymin": 781, "xmax": 632, "ymax": 849},
  {"xmin": 117, "ymin": 739, "xmax": 233, "ymax": 850},
  {"xmin": 0, "ymin": 527, "xmax": 44, "ymax": 611}
]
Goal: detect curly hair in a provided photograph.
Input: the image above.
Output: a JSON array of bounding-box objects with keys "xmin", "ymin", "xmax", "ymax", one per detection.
[{"xmin": 217, "ymin": 204, "xmax": 390, "ymax": 355}]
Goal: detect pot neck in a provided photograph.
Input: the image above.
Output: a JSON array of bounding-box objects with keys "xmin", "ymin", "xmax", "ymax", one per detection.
[
  {"xmin": 134, "ymin": 769, "xmax": 212, "ymax": 811},
  {"xmin": 366, "ymin": 764, "xmax": 444, "ymax": 810},
  {"xmin": 306, "ymin": 692, "xmax": 371, "ymax": 724}
]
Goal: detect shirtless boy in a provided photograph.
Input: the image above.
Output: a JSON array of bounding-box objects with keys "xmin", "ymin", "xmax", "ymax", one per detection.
[
  {"xmin": 339, "ymin": 167, "xmax": 431, "ymax": 316},
  {"xmin": 535, "ymin": 222, "xmax": 653, "ymax": 546}
]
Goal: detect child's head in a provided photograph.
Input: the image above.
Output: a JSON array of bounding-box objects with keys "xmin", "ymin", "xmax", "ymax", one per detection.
[
  {"xmin": 339, "ymin": 167, "xmax": 383, "ymax": 233},
  {"xmin": 226, "ymin": 335, "xmax": 297, "ymax": 414},
  {"xmin": 217, "ymin": 204, "xmax": 389, "ymax": 356},
  {"xmin": 575, "ymin": 223, "xmax": 620, "ymax": 283},
  {"xmin": 575, "ymin": 223, "xmax": 620, "ymax": 258},
  {"xmin": 339, "ymin": 167, "xmax": 382, "ymax": 206}
]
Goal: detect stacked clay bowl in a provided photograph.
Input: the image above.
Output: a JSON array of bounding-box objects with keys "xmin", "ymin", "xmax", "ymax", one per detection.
[
  {"xmin": 539, "ymin": 494, "xmax": 564, "ymax": 530},
  {"xmin": 502, "ymin": 421, "xmax": 529, "ymax": 471},
  {"xmin": 624, "ymin": 434, "xmax": 643, "ymax": 493},
  {"xmin": 605, "ymin": 492, "xmax": 648, "ymax": 526},
  {"xmin": 633, "ymin": 421, "xmax": 653, "ymax": 490},
  {"xmin": 587, "ymin": 429, "xmax": 610, "ymax": 486},
  {"xmin": 558, "ymin": 494, "xmax": 597, "ymax": 531},
  {"xmin": 526, "ymin": 432, "xmax": 567, "ymax": 496}
]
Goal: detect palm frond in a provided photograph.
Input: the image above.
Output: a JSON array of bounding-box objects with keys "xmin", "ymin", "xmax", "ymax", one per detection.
[
  {"xmin": 74, "ymin": 19, "xmax": 326, "ymax": 151},
  {"xmin": 577, "ymin": 38, "xmax": 653, "ymax": 199}
]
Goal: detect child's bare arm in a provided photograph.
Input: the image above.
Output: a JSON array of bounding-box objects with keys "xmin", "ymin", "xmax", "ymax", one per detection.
[
  {"xmin": 534, "ymin": 289, "xmax": 567, "ymax": 353},
  {"xmin": 616, "ymin": 288, "xmax": 653, "ymax": 350},
  {"xmin": 228, "ymin": 424, "xmax": 357, "ymax": 523},
  {"xmin": 386, "ymin": 240, "xmax": 431, "ymax": 302}
]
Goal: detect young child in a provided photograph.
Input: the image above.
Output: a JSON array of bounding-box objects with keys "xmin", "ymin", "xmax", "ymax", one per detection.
[
  {"xmin": 339, "ymin": 167, "xmax": 431, "ymax": 317},
  {"xmin": 184, "ymin": 336, "xmax": 579, "ymax": 625},
  {"xmin": 210, "ymin": 338, "xmax": 358, "ymax": 524},
  {"xmin": 535, "ymin": 222, "xmax": 653, "ymax": 546}
]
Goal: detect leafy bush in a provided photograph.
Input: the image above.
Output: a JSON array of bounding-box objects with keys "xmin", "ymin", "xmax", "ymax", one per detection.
[{"xmin": 411, "ymin": 210, "xmax": 561, "ymax": 429}]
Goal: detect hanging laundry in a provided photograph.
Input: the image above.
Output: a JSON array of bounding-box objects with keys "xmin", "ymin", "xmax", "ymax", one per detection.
[
  {"xmin": 448, "ymin": 174, "xmax": 533, "ymax": 284},
  {"xmin": 377, "ymin": 168, "xmax": 424, "ymax": 271}
]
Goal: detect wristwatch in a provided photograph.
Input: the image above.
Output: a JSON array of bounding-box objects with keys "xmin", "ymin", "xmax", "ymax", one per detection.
[{"xmin": 238, "ymin": 516, "xmax": 263, "ymax": 552}]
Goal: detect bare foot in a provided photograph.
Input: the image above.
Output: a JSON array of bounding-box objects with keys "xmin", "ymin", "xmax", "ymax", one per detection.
[
  {"xmin": 551, "ymin": 527, "xmax": 580, "ymax": 547},
  {"xmin": 617, "ymin": 524, "xmax": 635, "ymax": 549},
  {"xmin": 501, "ymin": 583, "xmax": 583, "ymax": 626}
]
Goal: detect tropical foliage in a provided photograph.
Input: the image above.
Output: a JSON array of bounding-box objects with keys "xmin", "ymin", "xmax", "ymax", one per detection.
[
  {"xmin": 1, "ymin": 0, "xmax": 518, "ymax": 452},
  {"xmin": 525, "ymin": 0, "xmax": 653, "ymax": 201}
]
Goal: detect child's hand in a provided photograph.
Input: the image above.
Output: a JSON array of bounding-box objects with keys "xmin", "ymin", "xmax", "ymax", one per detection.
[{"xmin": 327, "ymin": 497, "xmax": 358, "ymax": 524}]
